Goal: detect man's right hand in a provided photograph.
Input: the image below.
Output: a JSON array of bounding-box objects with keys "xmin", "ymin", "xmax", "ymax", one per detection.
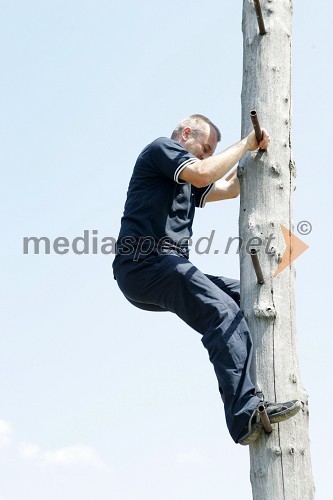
[{"xmin": 246, "ymin": 129, "xmax": 270, "ymax": 151}]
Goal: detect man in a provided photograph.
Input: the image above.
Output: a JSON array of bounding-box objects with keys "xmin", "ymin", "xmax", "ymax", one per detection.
[{"xmin": 112, "ymin": 114, "xmax": 300, "ymax": 445}]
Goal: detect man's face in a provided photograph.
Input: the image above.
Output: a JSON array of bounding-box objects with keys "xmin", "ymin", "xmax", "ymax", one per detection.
[{"xmin": 182, "ymin": 123, "xmax": 218, "ymax": 160}]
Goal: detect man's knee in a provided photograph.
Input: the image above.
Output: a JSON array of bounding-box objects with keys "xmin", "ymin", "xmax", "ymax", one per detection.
[
  {"xmin": 206, "ymin": 274, "xmax": 240, "ymax": 305},
  {"xmin": 126, "ymin": 297, "xmax": 166, "ymax": 312}
]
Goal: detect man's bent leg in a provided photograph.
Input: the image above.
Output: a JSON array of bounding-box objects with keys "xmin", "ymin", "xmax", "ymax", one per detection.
[
  {"xmin": 205, "ymin": 274, "xmax": 240, "ymax": 306},
  {"xmin": 114, "ymin": 254, "xmax": 260, "ymax": 442},
  {"xmin": 126, "ymin": 298, "xmax": 167, "ymax": 312}
]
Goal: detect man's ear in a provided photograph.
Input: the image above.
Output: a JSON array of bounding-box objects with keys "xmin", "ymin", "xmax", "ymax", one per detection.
[{"xmin": 182, "ymin": 127, "xmax": 192, "ymax": 141}]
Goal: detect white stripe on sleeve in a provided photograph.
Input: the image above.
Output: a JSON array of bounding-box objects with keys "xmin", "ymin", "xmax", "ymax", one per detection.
[
  {"xmin": 198, "ymin": 183, "xmax": 214, "ymax": 208},
  {"xmin": 174, "ymin": 158, "xmax": 199, "ymax": 184}
]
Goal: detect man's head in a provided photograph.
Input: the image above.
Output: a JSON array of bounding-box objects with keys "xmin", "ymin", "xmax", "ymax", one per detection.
[{"xmin": 171, "ymin": 114, "xmax": 221, "ymax": 160}]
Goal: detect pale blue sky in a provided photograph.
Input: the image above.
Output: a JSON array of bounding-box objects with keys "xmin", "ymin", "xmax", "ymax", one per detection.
[{"xmin": 1, "ymin": 1, "xmax": 332, "ymax": 499}]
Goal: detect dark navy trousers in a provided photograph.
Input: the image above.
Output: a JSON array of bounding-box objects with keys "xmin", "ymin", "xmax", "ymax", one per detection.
[{"xmin": 114, "ymin": 252, "xmax": 260, "ymax": 443}]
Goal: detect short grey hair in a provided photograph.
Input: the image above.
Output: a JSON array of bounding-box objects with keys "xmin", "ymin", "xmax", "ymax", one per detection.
[{"xmin": 171, "ymin": 114, "xmax": 221, "ymax": 142}]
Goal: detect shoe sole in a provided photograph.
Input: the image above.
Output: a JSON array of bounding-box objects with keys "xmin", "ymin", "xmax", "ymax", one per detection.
[
  {"xmin": 268, "ymin": 400, "xmax": 301, "ymax": 424},
  {"xmin": 239, "ymin": 422, "xmax": 263, "ymax": 446}
]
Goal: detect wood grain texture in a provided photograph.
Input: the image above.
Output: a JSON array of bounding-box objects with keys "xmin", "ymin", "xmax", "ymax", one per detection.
[{"xmin": 239, "ymin": 1, "xmax": 315, "ymax": 498}]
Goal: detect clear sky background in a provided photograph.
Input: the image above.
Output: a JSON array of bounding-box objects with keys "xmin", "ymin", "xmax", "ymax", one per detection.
[{"xmin": 1, "ymin": 1, "xmax": 332, "ymax": 499}]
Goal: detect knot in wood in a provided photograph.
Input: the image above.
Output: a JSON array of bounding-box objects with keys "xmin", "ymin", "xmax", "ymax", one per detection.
[
  {"xmin": 253, "ymin": 303, "xmax": 277, "ymax": 319},
  {"xmin": 254, "ymin": 468, "xmax": 266, "ymax": 478},
  {"xmin": 271, "ymin": 163, "xmax": 281, "ymax": 175},
  {"xmin": 289, "ymin": 160, "xmax": 297, "ymax": 176}
]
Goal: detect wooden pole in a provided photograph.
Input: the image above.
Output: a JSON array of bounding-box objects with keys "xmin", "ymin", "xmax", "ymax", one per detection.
[{"xmin": 239, "ymin": 1, "xmax": 315, "ymax": 498}]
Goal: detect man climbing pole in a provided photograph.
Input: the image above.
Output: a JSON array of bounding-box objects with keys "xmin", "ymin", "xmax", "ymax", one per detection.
[{"xmin": 112, "ymin": 114, "xmax": 300, "ymax": 445}]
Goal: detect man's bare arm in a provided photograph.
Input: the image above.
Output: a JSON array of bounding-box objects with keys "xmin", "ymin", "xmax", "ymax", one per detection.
[
  {"xmin": 205, "ymin": 170, "xmax": 240, "ymax": 202},
  {"xmin": 179, "ymin": 130, "xmax": 270, "ymax": 188}
]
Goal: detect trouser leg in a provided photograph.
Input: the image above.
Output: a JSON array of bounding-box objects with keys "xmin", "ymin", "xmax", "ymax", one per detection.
[
  {"xmin": 114, "ymin": 254, "xmax": 260, "ymax": 442},
  {"xmin": 205, "ymin": 274, "xmax": 241, "ymax": 307}
]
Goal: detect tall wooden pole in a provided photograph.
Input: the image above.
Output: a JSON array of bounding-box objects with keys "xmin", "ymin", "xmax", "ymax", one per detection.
[{"xmin": 239, "ymin": 1, "xmax": 315, "ymax": 498}]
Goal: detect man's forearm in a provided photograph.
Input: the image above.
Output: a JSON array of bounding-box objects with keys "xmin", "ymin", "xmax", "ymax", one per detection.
[
  {"xmin": 198, "ymin": 138, "xmax": 247, "ymax": 184},
  {"xmin": 205, "ymin": 171, "xmax": 240, "ymax": 202},
  {"xmin": 179, "ymin": 138, "xmax": 248, "ymax": 188}
]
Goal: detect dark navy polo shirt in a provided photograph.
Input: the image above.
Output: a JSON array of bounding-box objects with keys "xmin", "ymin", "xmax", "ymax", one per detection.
[{"xmin": 113, "ymin": 137, "xmax": 213, "ymax": 271}]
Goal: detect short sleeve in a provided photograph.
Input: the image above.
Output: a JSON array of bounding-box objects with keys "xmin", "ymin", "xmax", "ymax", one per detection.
[
  {"xmin": 148, "ymin": 137, "xmax": 199, "ymax": 184},
  {"xmin": 192, "ymin": 183, "xmax": 214, "ymax": 208}
]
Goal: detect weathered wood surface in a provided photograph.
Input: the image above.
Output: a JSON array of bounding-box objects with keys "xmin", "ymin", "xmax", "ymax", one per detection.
[{"xmin": 239, "ymin": 1, "xmax": 315, "ymax": 498}]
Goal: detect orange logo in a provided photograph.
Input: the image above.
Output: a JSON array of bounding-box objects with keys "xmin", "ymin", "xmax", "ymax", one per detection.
[{"xmin": 274, "ymin": 224, "xmax": 309, "ymax": 278}]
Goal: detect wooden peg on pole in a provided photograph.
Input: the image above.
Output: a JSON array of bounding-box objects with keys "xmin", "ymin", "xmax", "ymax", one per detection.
[
  {"xmin": 250, "ymin": 248, "xmax": 264, "ymax": 284},
  {"xmin": 250, "ymin": 110, "xmax": 263, "ymax": 144},
  {"xmin": 253, "ymin": 0, "xmax": 266, "ymax": 35}
]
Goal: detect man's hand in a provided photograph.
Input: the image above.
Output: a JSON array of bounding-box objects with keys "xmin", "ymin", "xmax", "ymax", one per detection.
[{"xmin": 246, "ymin": 128, "xmax": 270, "ymax": 151}]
